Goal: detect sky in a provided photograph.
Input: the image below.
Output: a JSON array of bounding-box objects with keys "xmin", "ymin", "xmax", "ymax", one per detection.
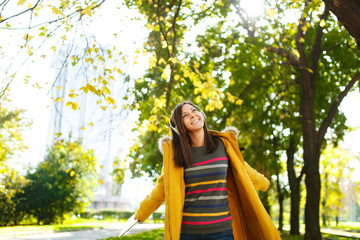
[{"xmin": 2, "ymin": 0, "xmax": 360, "ymax": 208}]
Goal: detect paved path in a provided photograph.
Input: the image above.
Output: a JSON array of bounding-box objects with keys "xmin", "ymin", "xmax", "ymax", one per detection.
[
  {"xmin": 322, "ymin": 228, "xmax": 360, "ymax": 239},
  {"xmin": 1, "ymin": 223, "xmax": 164, "ymax": 240}
]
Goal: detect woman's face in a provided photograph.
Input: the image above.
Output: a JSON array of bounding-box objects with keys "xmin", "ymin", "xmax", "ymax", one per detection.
[{"xmin": 181, "ymin": 104, "xmax": 204, "ymax": 133}]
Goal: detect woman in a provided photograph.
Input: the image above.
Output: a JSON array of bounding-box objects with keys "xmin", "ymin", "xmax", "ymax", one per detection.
[{"xmin": 134, "ymin": 101, "xmax": 281, "ymax": 240}]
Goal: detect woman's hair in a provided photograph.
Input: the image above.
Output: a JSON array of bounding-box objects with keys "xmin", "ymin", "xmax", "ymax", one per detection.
[{"xmin": 169, "ymin": 101, "xmax": 218, "ymax": 168}]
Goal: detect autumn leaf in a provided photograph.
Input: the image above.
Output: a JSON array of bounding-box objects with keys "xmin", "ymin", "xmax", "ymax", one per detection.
[
  {"xmin": 266, "ymin": 9, "xmax": 276, "ymax": 18},
  {"xmin": 319, "ymin": 19, "xmax": 326, "ymax": 28},
  {"xmin": 17, "ymin": 0, "xmax": 26, "ymax": 5},
  {"xmin": 55, "ymin": 97, "xmax": 64, "ymax": 103}
]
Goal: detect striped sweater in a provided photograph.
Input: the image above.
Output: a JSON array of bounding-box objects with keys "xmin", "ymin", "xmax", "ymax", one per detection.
[{"xmin": 181, "ymin": 137, "xmax": 232, "ymax": 234}]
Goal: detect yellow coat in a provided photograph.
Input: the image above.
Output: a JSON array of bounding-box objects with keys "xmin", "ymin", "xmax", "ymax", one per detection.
[{"xmin": 135, "ymin": 128, "xmax": 281, "ymax": 240}]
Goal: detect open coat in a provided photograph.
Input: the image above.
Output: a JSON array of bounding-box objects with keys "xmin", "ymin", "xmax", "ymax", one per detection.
[{"xmin": 134, "ymin": 127, "xmax": 281, "ymax": 240}]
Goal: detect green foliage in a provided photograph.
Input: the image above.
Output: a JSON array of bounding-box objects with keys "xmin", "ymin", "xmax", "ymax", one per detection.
[
  {"xmin": 0, "ymin": 107, "xmax": 30, "ymax": 163},
  {"xmin": 320, "ymin": 145, "xmax": 355, "ymax": 225},
  {"xmin": 22, "ymin": 139, "xmax": 98, "ymax": 225},
  {"xmin": 0, "ymin": 166, "xmax": 28, "ymax": 226},
  {"xmin": 125, "ymin": 0, "xmax": 359, "ymax": 185}
]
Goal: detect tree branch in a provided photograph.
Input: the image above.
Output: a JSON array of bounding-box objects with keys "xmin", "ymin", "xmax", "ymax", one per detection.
[
  {"xmin": 165, "ymin": 0, "xmax": 182, "ymax": 110},
  {"xmin": 317, "ymin": 72, "xmax": 360, "ymax": 144},
  {"xmin": 228, "ymin": 0, "xmax": 254, "ymax": 38},
  {"xmin": 265, "ymin": 45, "xmax": 300, "ymax": 67},
  {"xmin": 0, "ymin": 0, "xmax": 42, "ymax": 24},
  {"xmin": 310, "ymin": 7, "xmax": 330, "ymax": 75}
]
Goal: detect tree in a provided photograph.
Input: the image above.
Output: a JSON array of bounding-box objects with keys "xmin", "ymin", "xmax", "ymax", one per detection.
[
  {"xmin": 125, "ymin": 0, "xmax": 360, "ymax": 239},
  {"xmin": 0, "ymin": 166, "xmax": 28, "ymax": 226},
  {"xmin": 320, "ymin": 145, "xmax": 354, "ymax": 226},
  {"xmin": 0, "ymin": 0, "xmax": 127, "ymax": 114},
  {"xmin": 22, "ymin": 139, "xmax": 97, "ymax": 224},
  {"xmin": 0, "ymin": 107, "xmax": 29, "ymax": 163}
]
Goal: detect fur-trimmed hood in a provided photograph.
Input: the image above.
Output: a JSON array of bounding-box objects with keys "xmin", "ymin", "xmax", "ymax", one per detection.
[{"xmin": 158, "ymin": 126, "xmax": 240, "ymax": 154}]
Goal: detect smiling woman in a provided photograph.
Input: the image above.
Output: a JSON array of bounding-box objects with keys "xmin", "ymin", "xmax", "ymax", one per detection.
[{"xmin": 132, "ymin": 101, "xmax": 281, "ymax": 240}]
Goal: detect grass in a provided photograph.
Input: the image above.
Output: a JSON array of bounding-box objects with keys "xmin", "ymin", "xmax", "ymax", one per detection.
[
  {"xmin": 326, "ymin": 222, "xmax": 360, "ymax": 232},
  {"xmin": 100, "ymin": 228, "xmax": 353, "ymax": 240},
  {"xmin": 100, "ymin": 229, "xmax": 360, "ymax": 240},
  {"xmin": 2, "ymin": 219, "xmax": 359, "ymax": 239},
  {"xmin": 102, "ymin": 228, "xmax": 165, "ymax": 240}
]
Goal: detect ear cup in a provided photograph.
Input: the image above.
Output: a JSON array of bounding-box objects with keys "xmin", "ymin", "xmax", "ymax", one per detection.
[{"xmin": 169, "ymin": 117, "xmax": 180, "ymax": 135}]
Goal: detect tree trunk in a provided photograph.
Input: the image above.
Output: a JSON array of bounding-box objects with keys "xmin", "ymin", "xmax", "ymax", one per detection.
[
  {"xmin": 276, "ymin": 172, "xmax": 284, "ymax": 231},
  {"xmin": 300, "ymin": 69, "xmax": 322, "ymax": 240},
  {"xmin": 322, "ymin": 200, "xmax": 327, "ymax": 226},
  {"xmin": 322, "ymin": 0, "xmax": 360, "ymax": 47},
  {"xmin": 286, "ymin": 136, "xmax": 302, "ymax": 235}
]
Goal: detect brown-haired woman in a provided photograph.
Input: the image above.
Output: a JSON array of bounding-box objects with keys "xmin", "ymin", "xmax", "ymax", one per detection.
[{"xmin": 133, "ymin": 101, "xmax": 281, "ymax": 240}]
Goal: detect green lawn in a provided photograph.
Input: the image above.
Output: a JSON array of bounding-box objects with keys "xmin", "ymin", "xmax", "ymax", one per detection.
[
  {"xmin": 2, "ymin": 219, "xmax": 359, "ymax": 240},
  {"xmin": 100, "ymin": 229, "xmax": 359, "ymax": 240}
]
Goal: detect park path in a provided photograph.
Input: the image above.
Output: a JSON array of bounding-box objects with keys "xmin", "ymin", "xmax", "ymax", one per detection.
[{"xmin": 1, "ymin": 223, "xmax": 164, "ymax": 240}]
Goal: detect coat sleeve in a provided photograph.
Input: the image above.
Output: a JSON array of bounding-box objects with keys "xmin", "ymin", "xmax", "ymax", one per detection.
[
  {"xmin": 134, "ymin": 167, "xmax": 165, "ymax": 222},
  {"xmin": 245, "ymin": 162, "xmax": 270, "ymax": 191}
]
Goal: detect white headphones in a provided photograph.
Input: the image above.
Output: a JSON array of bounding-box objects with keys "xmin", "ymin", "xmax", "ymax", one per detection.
[{"xmin": 169, "ymin": 105, "xmax": 206, "ymax": 135}]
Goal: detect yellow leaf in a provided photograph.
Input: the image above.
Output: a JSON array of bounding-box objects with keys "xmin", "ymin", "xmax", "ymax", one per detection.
[
  {"xmin": 55, "ymin": 132, "xmax": 62, "ymax": 137},
  {"xmin": 48, "ymin": 5, "xmax": 66, "ymax": 18},
  {"xmin": 100, "ymin": 165, "xmax": 104, "ymax": 169},
  {"xmin": 81, "ymin": 126, "xmax": 85, "ymax": 130},
  {"xmin": 85, "ymin": 58, "xmax": 93, "ymax": 64},
  {"xmin": 23, "ymin": 34, "xmax": 33, "ymax": 41},
  {"xmin": 105, "ymin": 96, "xmax": 115, "ymax": 105},
  {"xmin": 161, "ymin": 71, "xmax": 168, "ymax": 79},
  {"xmin": 235, "ymin": 99, "xmax": 243, "ymax": 105},
  {"xmin": 98, "ymin": 179, "xmax": 103, "ymax": 184},
  {"xmin": 55, "ymin": 97, "xmax": 64, "ymax": 103},
  {"xmin": 266, "ymin": 9, "xmax": 276, "ymax": 18},
  {"xmin": 319, "ymin": 19, "xmax": 326, "ymax": 28},
  {"xmin": 88, "ymin": 122, "xmax": 94, "ymax": 126},
  {"xmin": 102, "ymin": 86, "xmax": 111, "ymax": 95},
  {"xmin": 70, "ymin": 170, "xmax": 75, "ymax": 177},
  {"xmin": 17, "ymin": 0, "xmax": 26, "ymax": 5},
  {"xmin": 292, "ymin": 49, "xmax": 300, "ymax": 58},
  {"xmin": 51, "ymin": 46, "xmax": 56, "ymax": 51},
  {"xmin": 200, "ymin": 4, "xmax": 206, "ymax": 11},
  {"xmin": 100, "ymin": 106, "xmax": 107, "ymax": 111},
  {"xmin": 82, "ymin": 4, "xmax": 94, "ymax": 17}
]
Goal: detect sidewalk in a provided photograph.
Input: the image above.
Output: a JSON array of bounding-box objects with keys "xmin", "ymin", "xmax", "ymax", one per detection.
[
  {"xmin": 322, "ymin": 227, "xmax": 360, "ymax": 239},
  {"xmin": 0, "ymin": 223, "xmax": 164, "ymax": 240}
]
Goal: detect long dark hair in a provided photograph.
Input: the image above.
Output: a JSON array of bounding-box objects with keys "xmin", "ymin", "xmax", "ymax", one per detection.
[{"xmin": 169, "ymin": 101, "xmax": 218, "ymax": 168}]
